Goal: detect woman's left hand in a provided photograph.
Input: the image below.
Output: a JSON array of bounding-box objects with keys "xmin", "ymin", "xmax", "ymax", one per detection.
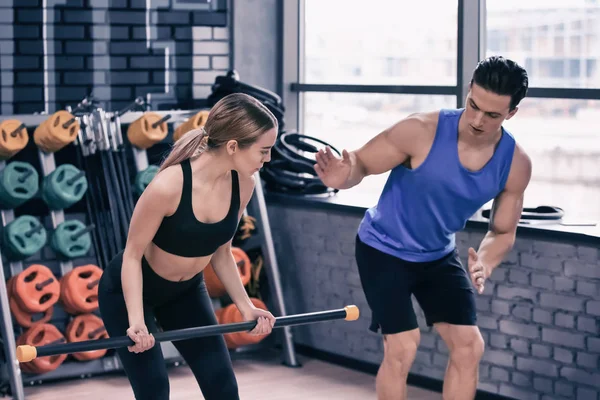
[{"xmin": 242, "ymin": 306, "xmax": 276, "ymax": 336}]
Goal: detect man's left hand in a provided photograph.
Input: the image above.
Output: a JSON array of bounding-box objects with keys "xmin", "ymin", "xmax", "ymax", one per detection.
[{"xmin": 468, "ymin": 247, "xmax": 489, "ymax": 294}]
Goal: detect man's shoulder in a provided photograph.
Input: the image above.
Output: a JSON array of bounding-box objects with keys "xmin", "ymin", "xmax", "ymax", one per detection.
[
  {"xmin": 403, "ymin": 109, "xmax": 444, "ymax": 133},
  {"xmin": 505, "ymin": 142, "xmax": 532, "ymax": 193},
  {"xmin": 512, "ymin": 142, "xmax": 532, "ymax": 170},
  {"xmin": 416, "ymin": 108, "xmax": 466, "ymax": 131}
]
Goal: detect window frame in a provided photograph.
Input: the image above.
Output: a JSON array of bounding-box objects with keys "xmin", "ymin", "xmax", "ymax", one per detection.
[
  {"xmin": 283, "ymin": 0, "xmax": 600, "ymax": 128},
  {"xmin": 280, "ymin": 0, "xmax": 600, "ymax": 221}
]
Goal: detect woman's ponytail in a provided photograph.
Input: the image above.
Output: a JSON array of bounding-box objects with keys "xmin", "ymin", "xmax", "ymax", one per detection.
[
  {"xmin": 158, "ymin": 93, "xmax": 278, "ymax": 173},
  {"xmin": 159, "ymin": 127, "xmax": 208, "ymax": 172}
]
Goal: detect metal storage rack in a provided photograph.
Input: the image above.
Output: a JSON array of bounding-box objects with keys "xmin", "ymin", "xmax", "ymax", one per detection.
[{"xmin": 0, "ymin": 107, "xmax": 297, "ymax": 399}]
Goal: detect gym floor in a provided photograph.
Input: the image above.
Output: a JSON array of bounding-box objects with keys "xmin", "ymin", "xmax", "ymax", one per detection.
[{"xmin": 20, "ymin": 350, "xmax": 439, "ymax": 399}]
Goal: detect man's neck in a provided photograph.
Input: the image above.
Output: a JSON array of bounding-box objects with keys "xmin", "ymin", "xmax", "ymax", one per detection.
[{"xmin": 458, "ymin": 121, "xmax": 503, "ymax": 150}]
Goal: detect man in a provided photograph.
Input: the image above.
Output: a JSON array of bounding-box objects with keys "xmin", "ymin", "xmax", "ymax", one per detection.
[{"xmin": 314, "ymin": 56, "xmax": 532, "ymax": 400}]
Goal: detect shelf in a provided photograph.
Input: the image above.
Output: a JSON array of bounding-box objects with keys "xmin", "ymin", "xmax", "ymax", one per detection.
[
  {"xmin": 0, "ymin": 109, "xmax": 299, "ymax": 400},
  {"xmin": 21, "ymin": 356, "xmax": 121, "ymax": 386},
  {"xmin": 19, "ymin": 342, "xmax": 183, "ymax": 386}
]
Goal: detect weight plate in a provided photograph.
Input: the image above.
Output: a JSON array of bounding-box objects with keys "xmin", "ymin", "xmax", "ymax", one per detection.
[
  {"xmin": 42, "ymin": 164, "xmax": 88, "ymax": 210},
  {"xmin": 3, "ymin": 215, "xmax": 47, "ymax": 260},
  {"xmin": 50, "ymin": 220, "xmax": 92, "ymax": 259},
  {"xmin": 133, "ymin": 165, "xmax": 159, "ymax": 197},
  {"xmin": 0, "ymin": 161, "xmax": 39, "ymax": 209}
]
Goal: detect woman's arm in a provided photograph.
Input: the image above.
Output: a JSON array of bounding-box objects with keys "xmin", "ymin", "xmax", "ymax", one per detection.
[
  {"xmin": 211, "ymin": 240, "xmax": 255, "ymax": 316},
  {"xmin": 121, "ymin": 167, "xmax": 180, "ymax": 326},
  {"xmin": 210, "ymin": 174, "xmax": 257, "ymax": 317}
]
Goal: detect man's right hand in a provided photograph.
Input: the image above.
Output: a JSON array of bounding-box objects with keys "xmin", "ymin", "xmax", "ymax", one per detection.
[
  {"xmin": 126, "ymin": 322, "xmax": 155, "ymax": 353},
  {"xmin": 314, "ymin": 146, "xmax": 353, "ymax": 189}
]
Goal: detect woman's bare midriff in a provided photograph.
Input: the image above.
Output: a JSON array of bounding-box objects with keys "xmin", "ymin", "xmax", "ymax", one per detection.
[{"xmin": 143, "ymin": 243, "xmax": 212, "ymax": 282}]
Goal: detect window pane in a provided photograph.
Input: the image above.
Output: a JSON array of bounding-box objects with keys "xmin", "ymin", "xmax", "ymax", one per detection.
[
  {"xmin": 486, "ymin": 0, "xmax": 600, "ymax": 88},
  {"xmin": 502, "ymin": 97, "xmax": 600, "ymax": 222},
  {"xmin": 303, "ymin": 0, "xmax": 458, "ymax": 86},
  {"xmin": 303, "ymin": 93, "xmax": 456, "ymax": 195},
  {"xmin": 304, "ymin": 94, "xmax": 600, "ymax": 222}
]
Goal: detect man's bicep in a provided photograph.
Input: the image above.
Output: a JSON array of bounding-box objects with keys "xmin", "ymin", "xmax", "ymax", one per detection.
[
  {"xmin": 354, "ymin": 116, "xmax": 422, "ymax": 176},
  {"xmin": 489, "ymin": 190, "xmax": 524, "ymax": 234},
  {"xmin": 490, "ymin": 147, "xmax": 532, "ymax": 234}
]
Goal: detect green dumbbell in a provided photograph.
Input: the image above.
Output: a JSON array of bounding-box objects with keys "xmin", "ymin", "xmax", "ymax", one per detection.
[
  {"xmin": 0, "ymin": 161, "xmax": 39, "ymax": 209},
  {"xmin": 50, "ymin": 220, "xmax": 94, "ymax": 259},
  {"xmin": 133, "ymin": 165, "xmax": 159, "ymax": 197},
  {"xmin": 2, "ymin": 215, "xmax": 47, "ymax": 260},
  {"xmin": 41, "ymin": 164, "xmax": 88, "ymax": 210}
]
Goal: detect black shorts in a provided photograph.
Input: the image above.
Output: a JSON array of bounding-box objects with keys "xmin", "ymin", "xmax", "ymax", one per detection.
[{"xmin": 355, "ymin": 235, "xmax": 477, "ymax": 334}]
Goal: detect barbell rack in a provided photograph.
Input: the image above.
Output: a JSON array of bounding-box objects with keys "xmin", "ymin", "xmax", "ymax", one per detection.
[{"xmin": 0, "ymin": 102, "xmax": 297, "ymax": 399}]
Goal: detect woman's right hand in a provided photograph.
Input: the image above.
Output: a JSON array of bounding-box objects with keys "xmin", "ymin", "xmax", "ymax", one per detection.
[{"xmin": 126, "ymin": 322, "xmax": 155, "ymax": 353}]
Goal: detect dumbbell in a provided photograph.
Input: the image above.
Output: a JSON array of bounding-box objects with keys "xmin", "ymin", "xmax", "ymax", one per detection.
[
  {"xmin": 0, "ymin": 119, "xmax": 29, "ymax": 160},
  {"xmin": 2, "ymin": 215, "xmax": 47, "ymax": 260},
  {"xmin": 33, "ymin": 111, "xmax": 80, "ymax": 154},
  {"xmin": 50, "ymin": 220, "xmax": 94, "ymax": 259},
  {"xmin": 65, "ymin": 314, "xmax": 108, "ymax": 361},
  {"xmin": 173, "ymin": 110, "xmax": 210, "ymax": 142},
  {"xmin": 127, "ymin": 113, "xmax": 171, "ymax": 149},
  {"xmin": 7, "ymin": 264, "xmax": 60, "ymax": 328},
  {"xmin": 8, "ymin": 264, "xmax": 60, "ymax": 315},
  {"xmin": 0, "ymin": 161, "xmax": 39, "ymax": 209},
  {"xmin": 60, "ymin": 264, "xmax": 102, "ymax": 314},
  {"xmin": 7, "ymin": 274, "xmax": 54, "ymax": 328},
  {"xmin": 16, "ymin": 324, "xmax": 67, "ymax": 374},
  {"xmin": 41, "ymin": 164, "xmax": 88, "ymax": 210}
]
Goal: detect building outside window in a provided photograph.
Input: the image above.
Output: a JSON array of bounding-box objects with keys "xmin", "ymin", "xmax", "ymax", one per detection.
[{"xmin": 300, "ymin": 0, "xmax": 600, "ymax": 222}]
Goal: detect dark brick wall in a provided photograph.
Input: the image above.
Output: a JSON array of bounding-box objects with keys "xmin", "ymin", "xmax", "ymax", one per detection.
[
  {"xmin": 267, "ymin": 204, "xmax": 600, "ymax": 400},
  {"xmin": 0, "ymin": 0, "xmax": 232, "ymax": 383},
  {"xmin": 0, "ymin": 0, "xmax": 229, "ymax": 115}
]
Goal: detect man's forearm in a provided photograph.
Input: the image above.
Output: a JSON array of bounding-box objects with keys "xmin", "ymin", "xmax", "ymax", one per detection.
[
  {"xmin": 477, "ymin": 230, "xmax": 516, "ymax": 272},
  {"xmin": 340, "ymin": 151, "xmax": 366, "ymax": 189}
]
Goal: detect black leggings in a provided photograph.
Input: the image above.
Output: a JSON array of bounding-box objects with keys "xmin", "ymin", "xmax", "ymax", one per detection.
[{"xmin": 98, "ymin": 251, "xmax": 239, "ymax": 400}]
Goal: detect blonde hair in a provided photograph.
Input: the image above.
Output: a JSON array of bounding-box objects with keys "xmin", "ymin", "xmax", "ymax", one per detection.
[{"xmin": 159, "ymin": 93, "xmax": 278, "ymax": 172}]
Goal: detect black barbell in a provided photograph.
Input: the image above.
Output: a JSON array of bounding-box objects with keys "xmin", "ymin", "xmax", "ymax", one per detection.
[{"xmin": 16, "ymin": 305, "xmax": 359, "ymax": 363}]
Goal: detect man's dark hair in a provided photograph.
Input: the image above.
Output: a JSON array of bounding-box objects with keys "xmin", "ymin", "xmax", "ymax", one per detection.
[{"xmin": 470, "ymin": 56, "xmax": 529, "ymax": 111}]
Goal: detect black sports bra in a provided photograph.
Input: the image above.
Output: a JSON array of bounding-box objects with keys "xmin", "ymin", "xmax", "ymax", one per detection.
[{"xmin": 152, "ymin": 158, "xmax": 240, "ymax": 257}]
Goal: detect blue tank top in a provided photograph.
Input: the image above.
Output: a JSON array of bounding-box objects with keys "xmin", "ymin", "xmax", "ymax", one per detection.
[{"xmin": 357, "ymin": 108, "xmax": 516, "ymax": 262}]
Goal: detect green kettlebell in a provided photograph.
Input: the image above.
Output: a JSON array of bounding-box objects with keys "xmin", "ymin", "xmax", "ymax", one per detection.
[
  {"xmin": 50, "ymin": 220, "xmax": 94, "ymax": 259},
  {"xmin": 2, "ymin": 215, "xmax": 47, "ymax": 260},
  {"xmin": 133, "ymin": 165, "xmax": 159, "ymax": 197},
  {"xmin": 42, "ymin": 164, "xmax": 88, "ymax": 210},
  {"xmin": 0, "ymin": 161, "xmax": 39, "ymax": 209}
]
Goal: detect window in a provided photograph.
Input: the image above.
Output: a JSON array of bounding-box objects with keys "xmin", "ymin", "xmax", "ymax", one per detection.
[
  {"xmin": 303, "ymin": 0, "xmax": 458, "ymax": 86},
  {"xmin": 486, "ymin": 0, "xmax": 600, "ymax": 222},
  {"xmin": 300, "ymin": 0, "xmax": 459, "ymax": 198},
  {"xmin": 486, "ymin": 0, "xmax": 600, "ymax": 89},
  {"xmin": 303, "ymin": 93, "xmax": 457, "ymax": 195},
  {"xmin": 501, "ymin": 98, "xmax": 600, "ymax": 221}
]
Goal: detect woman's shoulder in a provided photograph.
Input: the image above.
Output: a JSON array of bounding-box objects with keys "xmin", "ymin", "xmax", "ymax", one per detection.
[
  {"xmin": 144, "ymin": 164, "xmax": 184, "ymax": 203},
  {"xmin": 236, "ymin": 172, "xmax": 256, "ymax": 206}
]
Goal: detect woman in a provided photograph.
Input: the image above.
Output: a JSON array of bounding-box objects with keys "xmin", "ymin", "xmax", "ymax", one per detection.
[{"xmin": 98, "ymin": 93, "xmax": 278, "ymax": 400}]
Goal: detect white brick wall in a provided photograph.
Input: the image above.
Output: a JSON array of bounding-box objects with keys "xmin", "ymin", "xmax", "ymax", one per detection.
[{"xmin": 267, "ymin": 204, "xmax": 600, "ymax": 400}]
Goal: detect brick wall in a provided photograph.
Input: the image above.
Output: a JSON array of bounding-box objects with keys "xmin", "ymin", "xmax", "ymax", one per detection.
[
  {"xmin": 267, "ymin": 204, "xmax": 600, "ymax": 400},
  {"xmin": 0, "ymin": 0, "xmax": 229, "ymax": 115}
]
